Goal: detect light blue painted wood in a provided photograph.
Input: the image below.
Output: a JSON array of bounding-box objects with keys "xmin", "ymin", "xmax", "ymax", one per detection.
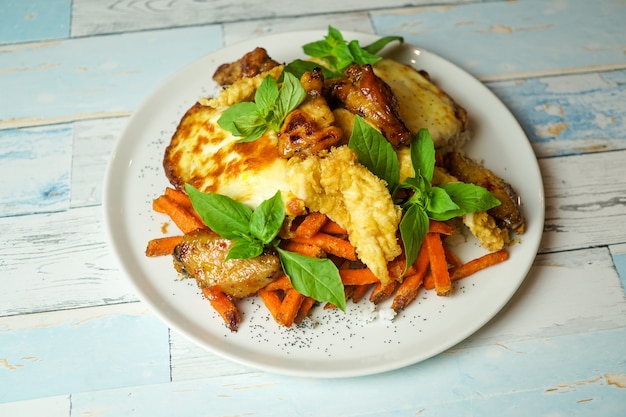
[
  {"xmin": 0, "ymin": 125, "xmax": 72, "ymax": 216},
  {"xmin": 612, "ymin": 252, "xmax": 626, "ymax": 289},
  {"xmin": 486, "ymin": 69, "xmax": 626, "ymax": 157},
  {"xmin": 0, "ymin": 307, "xmax": 171, "ymax": 403},
  {"xmin": 69, "ymin": 327, "xmax": 626, "ymax": 416},
  {"xmin": 371, "ymin": 0, "xmax": 626, "ymax": 79},
  {"xmin": 0, "ymin": 0, "xmax": 70, "ymax": 44},
  {"xmin": 0, "ymin": 25, "xmax": 223, "ymax": 124}
]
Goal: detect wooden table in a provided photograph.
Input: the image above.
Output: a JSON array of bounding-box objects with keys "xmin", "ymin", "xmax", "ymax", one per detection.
[{"xmin": 1, "ymin": 0, "xmax": 625, "ymax": 415}]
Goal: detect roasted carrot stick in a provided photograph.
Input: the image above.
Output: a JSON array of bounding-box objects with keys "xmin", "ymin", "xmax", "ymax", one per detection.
[
  {"xmin": 152, "ymin": 194, "xmax": 205, "ymax": 234},
  {"xmin": 392, "ymin": 240, "xmax": 430, "ymax": 312},
  {"xmin": 369, "ymin": 280, "xmax": 400, "ymax": 305},
  {"xmin": 423, "ymin": 249, "xmax": 509, "ymax": 290},
  {"xmin": 263, "ymin": 275, "xmax": 293, "ymax": 292},
  {"xmin": 290, "ymin": 232, "xmax": 357, "ymax": 261},
  {"xmin": 428, "ymin": 220, "xmax": 456, "ymax": 235},
  {"xmin": 164, "ymin": 187, "xmax": 192, "ymax": 208},
  {"xmin": 282, "ymin": 240, "xmax": 326, "ymax": 258},
  {"xmin": 277, "ymin": 288, "xmax": 305, "ymax": 327},
  {"xmin": 294, "ymin": 212, "xmax": 328, "ymax": 238},
  {"xmin": 350, "ymin": 284, "xmax": 373, "ymax": 303},
  {"xmin": 443, "ymin": 243, "xmax": 463, "ymax": 267},
  {"xmin": 145, "ymin": 235, "xmax": 183, "ymax": 257},
  {"xmin": 320, "ymin": 220, "xmax": 347, "ymax": 235},
  {"xmin": 339, "ymin": 268, "xmax": 380, "ymax": 286},
  {"xmin": 425, "ymin": 232, "xmax": 451, "ymax": 296},
  {"xmin": 258, "ymin": 288, "xmax": 283, "ymax": 323},
  {"xmin": 201, "ymin": 286, "xmax": 241, "ymax": 332},
  {"xmin": 294, "ymin": 296, "xmax": 316, "ymax": 325}
]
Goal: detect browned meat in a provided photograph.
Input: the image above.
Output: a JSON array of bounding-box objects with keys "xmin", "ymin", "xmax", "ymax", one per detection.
[
  {"xmin": 326, "ymin": 64, "xmax": 412, "ymax": 147},
  {"xmin": 278, "ymin": 69, "xmax": 343, "ymax": 158},
  {"xmin": 443, "ymin": 152, "xmax": 526, "ymax": 234},
  {"xmin": 172, "ymin": 229, "xmax": 282, "ymax": 298},
  {"xmin": 212, "ymin": 47, "xmax": 281, "ymax": 86}
]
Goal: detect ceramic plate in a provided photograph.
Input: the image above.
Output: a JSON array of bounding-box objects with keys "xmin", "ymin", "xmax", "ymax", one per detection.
[{"xmin": 103, "ymin": 30, "xmax": 544, "ymax": 378}]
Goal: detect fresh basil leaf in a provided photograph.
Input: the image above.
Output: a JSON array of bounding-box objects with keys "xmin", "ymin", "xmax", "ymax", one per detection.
[
  {"xmin": 411, "ymin": 129, "xmax": 436, "ymax": 182},
  {"xmin": 362, "ymin": 35, "xmax": 404, "ymax": 54},
  {"xmin": 348, "ymin": 116, "xmax": 400, "ymax": 193},
  {"xmin": 427, "ymin": 186, "xmax": 460, "ymax": 216},
  {"xmin": 249, "ymin": 191, "xmax": 285, "ymax": 244},
  {"xmin": 277, "ymin": 247, "xmax": 346, "ymax": 311},
  {"xmin": 274, "ymin": 71, "xmax": 306, "ymax": 128},
  {"xmin": 226, "ymin": 238, "xmax": 264, "ymax": 261},
  {"xmin": 185, "ymin": 184, "xmax": 252, "ymax": 240},
  {"xmin": 217, "ymin": 102, "xmax": 261, "ymax": 137},
  {"xmin": 347, "ymin": 40, "xmax": 381, "ymax": 66},
  {"xmin": 284, "ymin": 59, "xmax": 340, "ymax": 80},
  {"xmin": 399, "ymin": 204, "xmax": 429, "ymax": 273},
  {"xmin": 254, "ymin": 75, "xmax": 279, "ymax": 117},
  {"xmin": 439, "ymin": 182, "xmax": 501, "ymax": 213}
]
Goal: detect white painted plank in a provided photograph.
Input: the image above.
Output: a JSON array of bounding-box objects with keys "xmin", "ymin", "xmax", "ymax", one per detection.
[
  {"xmin": 371, "ymin": 0, "xmax": 626, "ymax": 80},
  {"xmin": 222, "ymin": 11, "xmax": 374, "ymax": 46},
  {"xmin": 0, "ymin": 125, "xmax": 72, "ymax": 216},
  {"xmin": 0, "ymin": 395, "xmax": 70, "ymax": 417},
  {"xmin": 0, "ymin": 205, "xmax": 138, "ymax": 316},
  {"xmin": 70, "ymin": 0, "xmax": 472, "ymax": 37},
  {"xmin": 0, "ymin": 0, "xmax": 70, "ymax": 45},
  {"xmin": 0, "ymin": 26, "xmax": 223, "ymax": 129},
  {"xmin": 0, "ymin": 303, "xmax": 170, "ymax": 404},
  {"xmin": 540, "ymin": 149, "xmax": 626, "ymax": 252},
  {"xmin": 70, "ymin": 327, "xmax": 626, "ymax": 416},
  {"xmin": 487, "ymin": 70, "xmax": 626, "ymax": 158},
  {"xmin": 71, "ymin": 117, "xmax": 127, "ymax": 208}
]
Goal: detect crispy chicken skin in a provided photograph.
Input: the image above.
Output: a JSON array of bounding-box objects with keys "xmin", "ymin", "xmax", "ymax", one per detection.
[
  {"xmin": 278, "ymin": 69, "xmax": 344, "ymax": 158},
  {"xmin": 326, "ymin": 64, "xmax": 413, "ymax": 148},
  {"xmin": 212, "ymin": 47, "xmax": 280, "ymax": 86},
  {"xmin": 443, "ymin": 152, "xmax": 525, "ymax": 234},
  {"xmin": 173, "ymin": 229, "xmax": 282, "ymax": 298}
]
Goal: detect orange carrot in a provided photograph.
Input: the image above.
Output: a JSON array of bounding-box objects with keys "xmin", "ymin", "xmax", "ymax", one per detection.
[
  {"xmin": 294, "ymin": 296, "xmax": 316, "ymax": 325},
  {"xmin": 423, "ymin": 249, "xmax": 509, "ymax": 290},
  {"xmin": 339, "ymin": 268, "xmax": 380, "ymax": 286},
  {"xmin": 428, "ymin": 220, "xmax": 456, "ymax": 235},
  {"xmin": 425, "ymin": 232, "xmax": 451, "ymax": 296},
  {"xmin": 320, "ymin": 220, "xmax": 348, "ymax": 235},
  {"xmin": 369, "ymin": 280, "xmax": 400, "ymax": 305},
  {"xmin": 277, "ymin": 288, "xmax": 304, "ymax": 327},
  {"xmin": 392, "ymin": 240, "xmax": 431, "ymax": 312},
  {"xmin": 443, "ymin": 243, "xmax": 463, "ymax": 267},
  {"xmin": 295, "ymin": 212, "xmax": 328, "ymax": 238},
  {"xmin": 201, "ymin": 286, "xmax": 241, "ymax": 332},
  {"xmin": 153, "ymin": 195, "xmax": 205, "ymax": 234},
  {"xmin": 349, "ymin": 284, "xmax": 373, "ymax": 303},
  {"xmin": 263, "ymin": 275, "xmax": 293, "ymax": 292},
  {"xmin": 290, "ymin": 232, "xmax": 357, "ymax": 261},
  {"xmin": 164, "ymin": 187, "xmax": 192, "ymax": 208},
  {"xmin": 258, "ymin": 288, "xmax": 283, "ymax": 322},
  {"xmin": 145, "ymin": 235, "xmax": 183, "ymax": 257},
  {"xmin": 282, "ymin": 240, "xmax": 326, "ymax": 258}
]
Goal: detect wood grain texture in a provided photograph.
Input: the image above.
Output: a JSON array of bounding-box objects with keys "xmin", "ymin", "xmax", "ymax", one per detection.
[
  {"xmin": 0, "ymin": 0, "xmax": 70, "ymax": 44},
  {"xmin": 371, "ymin": 0, "xmax": 626, "ymax": 79},
  {"xmin": 70, "ymin": 0, "xmax": 470, "ymax": 37}
]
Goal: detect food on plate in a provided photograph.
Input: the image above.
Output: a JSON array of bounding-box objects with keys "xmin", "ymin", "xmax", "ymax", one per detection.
[{"xmin": 147, "ymin": 27, "xmax": 525, "ymax": 331}]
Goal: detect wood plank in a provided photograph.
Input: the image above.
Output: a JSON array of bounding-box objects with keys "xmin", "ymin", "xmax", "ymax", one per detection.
[
  {"xmin": 222, "ymin": 11, "xmax": 375, "ymax": 45},
  {"xmin": 70, "ymin": 0, "xmax": 474, "ymax": 37},
  {"xmin": 0, "ymin": 395, "xmax": 70, "ymax": 417},
  {"xmin": 0, "ymin": 303, "xmax": 170, "ymax": 404},
  {"xmin": 371, "ymin": 0, "xmax": 626, "ymax": 79},
  {"xmin": 0, "ymin": 125, "xmax": 72, "ymax": 216},
  {"xmin": 0, "ymin": 0, "xmax": 70, "ymax": 44},
  {"xmin": 71, "ymin": 117, "xmax": 127, "ymax": 208},
  {"xmin": 69, "ymin": 327, "xmax": 626, "ymax": 416},
  {"xmin": 0, "ymin": 25, "xmax": 223, "ymax": 129},
  {"xmin": 487, "ymin": 70, "xmax": 626, "ymax": 158},
  {"xmin": 540, "ymin": 150, "xmax": 626, "ymax": 252},
  {"xmin": 0, "ymin": 205, "xmax": 138, "ymax": 316}
]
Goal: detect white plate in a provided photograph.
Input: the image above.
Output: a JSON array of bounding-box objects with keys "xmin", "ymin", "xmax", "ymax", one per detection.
[{"xmin": 103, "ymin": 30, "xmax": 544, "ymax": 378}]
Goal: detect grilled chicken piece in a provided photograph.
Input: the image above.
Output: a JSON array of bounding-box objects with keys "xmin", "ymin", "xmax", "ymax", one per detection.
[
  {"xmin": 212, "ymin": 47, "xmax": 280, "ymax": 86},
  {"xmin": 443, "ymin": 152, "xmax": 525, "ymax": 234},
  {"xmin": 326, "ymin": 64, "xmax": 412, "ymax": 148},
  {"xmin": 278, "ymin": 69, "xmax": 344, "ymax": 158},
  {"xmin": 173, "ymin": 229, "xmax": 282, "ymax": 298}
]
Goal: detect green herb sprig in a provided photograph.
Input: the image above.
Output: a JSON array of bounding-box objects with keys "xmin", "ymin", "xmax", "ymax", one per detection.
[
  {"xmin": 185, "ymin": 184, "xmax": 346, "ymax": 311},
  {"xmin": 285, "ymin": 26, "xmax": 403, "ymax": 79},
  {"xmin": 347, "ymin": 118, "xmax": 501, "ymax": 271},
  {"xmin": 217, "ymin": 71, "xmax": 306, "ymax": 142}
]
